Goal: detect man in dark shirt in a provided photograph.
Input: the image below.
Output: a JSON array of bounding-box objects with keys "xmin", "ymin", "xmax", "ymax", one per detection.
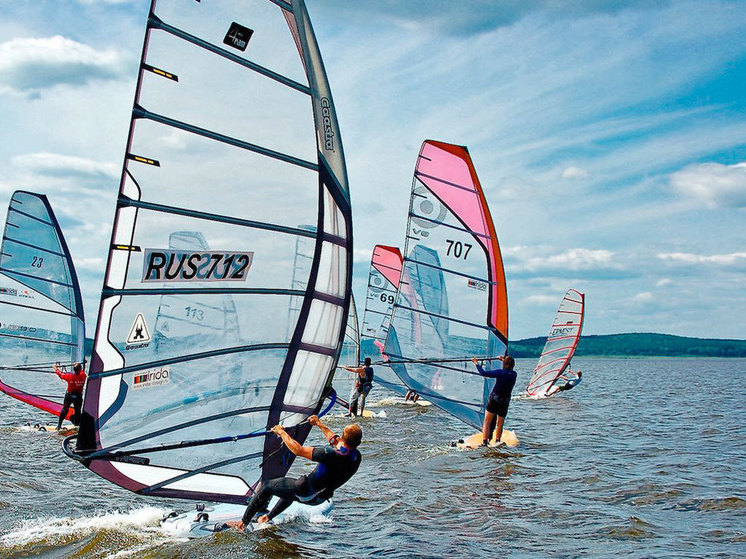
[
  {"xmin": 230, "ymin": 415, "xmax": 362, "ymax": 530},
  {"xmin": 472, "ymin": 355, "xmax": 517, "ymax": 446},
  {"xmin": 343, "ymin": 356, "xmax": 374, "ymax": 416}
]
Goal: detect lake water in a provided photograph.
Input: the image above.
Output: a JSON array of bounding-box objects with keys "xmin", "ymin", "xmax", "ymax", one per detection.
[{"xmin": 1, "ymin": 357, "xmax": 744, "ymax": 558}]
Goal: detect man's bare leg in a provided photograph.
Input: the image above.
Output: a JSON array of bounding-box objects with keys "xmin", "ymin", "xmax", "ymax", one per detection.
[{"xmin": 482, "ymin": 411, "xmax": 496, "ymax": 444}]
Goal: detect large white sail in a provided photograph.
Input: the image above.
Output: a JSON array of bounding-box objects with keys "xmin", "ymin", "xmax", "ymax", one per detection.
[{"xmin": 66, "ymin": 0, "xmax": 352, "ymax": 505}]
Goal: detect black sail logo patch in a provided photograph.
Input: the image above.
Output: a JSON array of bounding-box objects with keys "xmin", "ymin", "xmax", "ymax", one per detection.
[{"xmin": 223, "ymin": 22, "xmax": 253, "ymax": 52}]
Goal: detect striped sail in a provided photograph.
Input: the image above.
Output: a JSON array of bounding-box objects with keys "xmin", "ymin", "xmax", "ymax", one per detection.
[
  {"xmin": 526, "ymin": 289, "xmax": 585, "ymax": 397},
  {"xmin": 0, "ymin": 191, "xmax": 85, "ymax": 419},
  {"xmin": 359, "ymin": 245, "xmax": 410, "ymax": 396},
  {"xmin": 333, "ymin": 293, "xmax": 360, "ymax": 408},
  {"xmin": 72, "ymin": 0, "xmax": 352, "ymax": 505},
  {"xmin": 384, "ymin": 140, "xmax": 508, "ymax": 430}
]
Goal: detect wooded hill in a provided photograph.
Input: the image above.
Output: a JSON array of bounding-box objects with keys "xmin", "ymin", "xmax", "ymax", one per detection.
[
  {"xmin": 359, "ymin": 333, "xmax": 746, "ymax": 359},
  {"xmin": 508, "ymin": 333, "xmax": 746, "ymax": 358}
]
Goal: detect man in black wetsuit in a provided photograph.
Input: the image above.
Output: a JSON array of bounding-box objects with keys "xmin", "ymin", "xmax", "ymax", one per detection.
[
  {"xmin": 343, "ymin": 356, "xmax": 374, "ymax": 416},
  {"xmin": 230, "ymin": 415, "xmax": 362, "ymax": 530},
  {"xmin": 472, "ymin": 355, "xmax": 517, "ymax": 446}
]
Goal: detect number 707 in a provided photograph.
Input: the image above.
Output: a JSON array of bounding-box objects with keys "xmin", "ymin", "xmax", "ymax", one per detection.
[{"xmin": 445, "ymin": 240, "xmax": 472, "ymax": 259}]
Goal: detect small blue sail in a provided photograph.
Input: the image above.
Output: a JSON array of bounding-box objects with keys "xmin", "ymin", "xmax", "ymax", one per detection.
[{"xmin": 0, "ymin": 191, "xmax": 85, "ymax": 418}]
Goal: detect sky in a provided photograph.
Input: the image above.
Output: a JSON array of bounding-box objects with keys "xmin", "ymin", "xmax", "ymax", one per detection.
[{"xmin": 0, "ymin": 0, "xmax": 745, "ymax": 340}]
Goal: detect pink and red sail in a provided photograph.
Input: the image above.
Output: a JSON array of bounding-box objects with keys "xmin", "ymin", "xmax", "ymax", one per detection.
[{"xmin": 383, "ymin": 140, "xmax": 509, "ymax": 430}]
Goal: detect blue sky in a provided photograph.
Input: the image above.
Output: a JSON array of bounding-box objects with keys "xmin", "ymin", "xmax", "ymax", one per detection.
[{"xmin": 1, "ymin": 0, "xmax": 745, "ymax": 339}]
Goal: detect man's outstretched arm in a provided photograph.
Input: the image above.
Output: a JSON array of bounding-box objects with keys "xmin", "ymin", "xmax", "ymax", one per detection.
[
  {"xmin": 308, "ymin": 415, "xmax": 337, "ymax": 443},
  {"xmin": 270, "ymin": 425, "xmax": 313, "ymax": 459}
]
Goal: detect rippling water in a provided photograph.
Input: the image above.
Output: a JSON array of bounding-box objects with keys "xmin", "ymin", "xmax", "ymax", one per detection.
[{"xmin": 1, "ymin": 357, "xmax": 744, "ymax": 558}]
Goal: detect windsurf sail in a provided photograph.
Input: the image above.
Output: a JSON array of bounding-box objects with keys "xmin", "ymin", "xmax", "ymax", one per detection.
[
  {"xmin": 339, "ymin": 293, "xmax": 360, "ymax": 368},
  {"xmin": 153, "ymin": 231, "xmax": 240, "ymax": 347},
  {"xmin": 66, "ymin": 0, "xmax": 352, "ymax": 505},
  {"xmin": 359, "ymin": 245, "xmax": 413, "ymax": 397},
  {"xmin": 526, "ymin": 289, "xmax": 585, "ymax": 397},
  {"xmin": 0, "ymin": 191, "xmax": 85, "ymax": 418},
  {"xmin": 361, "ymin": 245, "xmax": 403, "ymax": 345},
  {"xmin": 383, "ymin": 140, "xmax": 508, "ymax": 430},
  {"xmin": 332, "ymin": 293, "xmax": 360, "ymax": 408}
]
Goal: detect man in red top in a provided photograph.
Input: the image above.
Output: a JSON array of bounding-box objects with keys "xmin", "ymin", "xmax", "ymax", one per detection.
[{"xmin": 55, "ymin": 362, "xmax": 86, "ymax": 430}]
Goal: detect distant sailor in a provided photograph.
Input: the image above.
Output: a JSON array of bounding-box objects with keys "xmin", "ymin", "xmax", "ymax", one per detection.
[
  {"xmin": 343, "ymin": 357, "xmax": 374, "ymax": 416},
  {"xmin": 55, "ymin": 362, "xmax": 86, "ymax": 430},
  {"xmin": 472, "ymin": 355, "xmax": 517, "ymax": 446},
  {"xmin": 554, "ymin": 370, "xmax": 582, "ymax": 393},
  {"xmin": 229, "ymin": 415, "xmax": 362, "ymax": 530}
]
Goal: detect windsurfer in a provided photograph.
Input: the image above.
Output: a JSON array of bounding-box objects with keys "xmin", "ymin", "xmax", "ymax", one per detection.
[
  {"xmin": 343, "ymin": 357, "xmax": 374, "ymax": 416},
  {"xmin": 471, "ymin": 356, "xmax": 517, "ymax": 446},
  {"xmin": 555, "ymin": 370, "xmax": 582, "ymax": 392},
  {"xmin": 404, "ymin": 389, "xmax": 419, "ymax": 403},
  {"xmin": 229, "ymin": 415, "xmax": 362, "ymax": 529},
  {"xmin": 55, "ymin": 362, "xmax": 86, "ymax": 430}
]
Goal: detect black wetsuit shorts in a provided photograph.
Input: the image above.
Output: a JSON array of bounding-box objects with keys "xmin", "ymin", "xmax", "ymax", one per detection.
[{"xmin": 486, "ymin": 395, "xmax": 509, "ymax": 417}]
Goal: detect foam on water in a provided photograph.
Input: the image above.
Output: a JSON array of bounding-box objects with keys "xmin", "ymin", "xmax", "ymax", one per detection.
[{"xmin": 0, "ymin": 506, "xmax": 169, "ymax": 549}]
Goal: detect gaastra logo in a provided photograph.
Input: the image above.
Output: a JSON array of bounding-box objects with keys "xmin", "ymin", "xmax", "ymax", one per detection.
[
  {"xmin": 550, "ymin": 326, "xmax": 574, "ymax": 337},
  {"xmin": 467, "ymin": 279, "xmax": 487, "ymax": 292},
  {"xmin": 142, "ymin": 250, "xmax": 253, "ymax": 283},
  {"xmin": 126, "ymin": 313, "xmax": 151, "ymax": 350},
  {"xmin": 321, "ymin": 97, "xmax": 335, "ymax": 152},
  {"xmin": 132, "ymin": 366, "xmax": 170, "ymax": 389},
  {"xmin": 223, "ymin": 22, "xmax": 253, "ymax": 52}
]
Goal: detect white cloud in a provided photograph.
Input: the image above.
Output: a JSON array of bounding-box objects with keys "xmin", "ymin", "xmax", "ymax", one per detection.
[
  {"xmin": 632, "ymin": 291, "xmax": 654, "ymax": 303},
  {"xmin": 11, "ymin": 152, "xmax": 118, "ymax": 180},
  {"xmin": 561, "ymin": 166, "xmax": 589, "ymax": 180},
  {"xmin": 76, "ymin": 0, "xmax": 134, "ymax": 4},
  {"xmin": 523, "ymin": 294, "xmax": 561, "ymax": 305},
  {"xmin": 0, "ymin": 36, "xmax": 126, "ymax": 96},
  {"xmin": 669, "ymin": 162, "xmax": 746, "ymax": 208},
  {"xmin": 75, "ymin": 257, "xmax": 106, "ymax": 271},
  {"xmin": 656, "ymin": 278, "xmax": 672, "ymax": 287},
  {"xmin": 507, "ymin": 245, "xmax": 617, "ymax": 272},
  {"xmin": 658, "ymin": 251, "xmax": 746, "ymax": 266}
]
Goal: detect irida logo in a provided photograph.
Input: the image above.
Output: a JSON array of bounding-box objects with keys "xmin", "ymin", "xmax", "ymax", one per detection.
[{"xmin": 132, "ymin": 367, "xmax": 170, "ymax": 389}]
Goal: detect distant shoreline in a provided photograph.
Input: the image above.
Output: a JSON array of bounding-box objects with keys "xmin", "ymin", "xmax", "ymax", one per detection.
[
  {"xmin": 509, "ymin": 333, "xmax": 746, "ymax": 358},
  {"xmin": 357, "ymin": 333, "xmax": 746, "ymax": 360}
]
